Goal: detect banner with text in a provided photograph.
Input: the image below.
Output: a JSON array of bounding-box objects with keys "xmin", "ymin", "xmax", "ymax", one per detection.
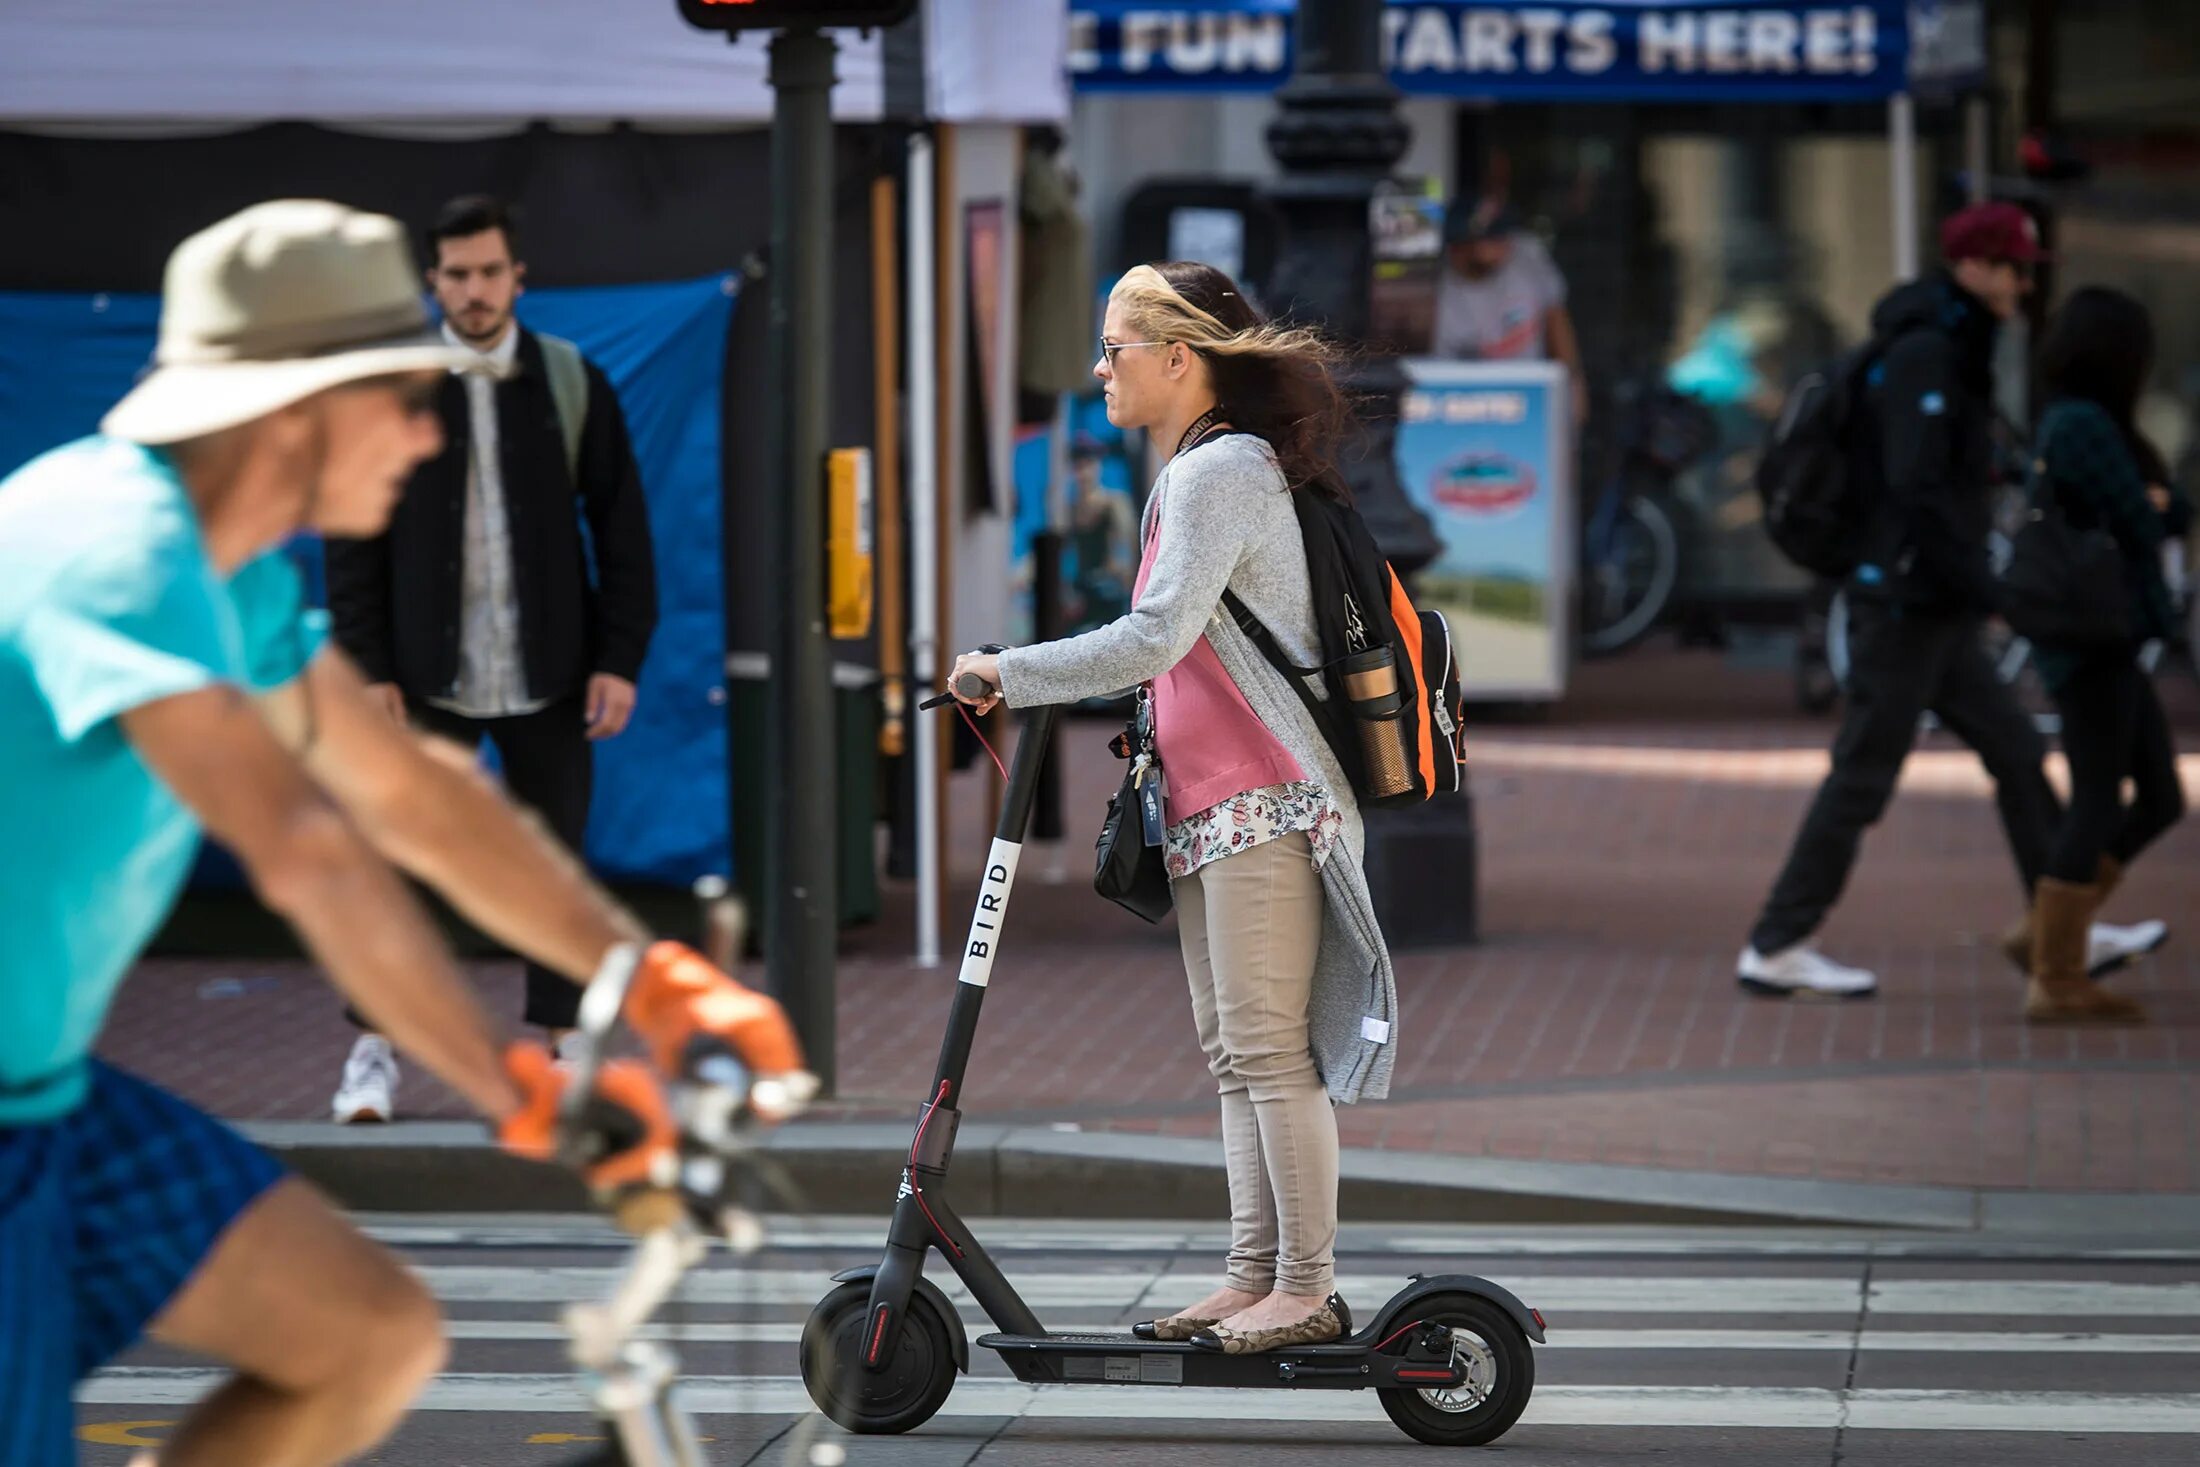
[{"xmin": 1071, "ymin": 1, "xmax": 1985, "ymax": 101}]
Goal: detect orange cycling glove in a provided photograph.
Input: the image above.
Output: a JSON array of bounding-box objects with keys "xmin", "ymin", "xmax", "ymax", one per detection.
[
  {"xmin": 622, "ymin": 940, "xmax": 806, "ymax": 1082},
  {"xmin": 496, "ymin": 1041, "xmax": 678, "ymax": 1194}
]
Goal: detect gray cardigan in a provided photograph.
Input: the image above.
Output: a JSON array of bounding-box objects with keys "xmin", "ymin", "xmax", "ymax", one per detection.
[{"xmin": 997, "ymin": 433, "xmax": 1397, "ymax": 1104}]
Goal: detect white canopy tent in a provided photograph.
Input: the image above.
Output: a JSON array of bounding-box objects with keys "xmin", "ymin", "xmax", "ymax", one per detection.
[
  {"xmin": 0, "ymin": 0, "xmax": 1067, "ymax": 129},
  {"xmin": 3, "ymin": 0, "xmax": 1070, "ymax": 969}
]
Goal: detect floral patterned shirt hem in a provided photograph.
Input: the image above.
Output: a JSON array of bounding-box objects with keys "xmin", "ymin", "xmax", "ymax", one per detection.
[{"xmin": 1165, "ymin": 781, "xmax": 1344, "ymax": 881}]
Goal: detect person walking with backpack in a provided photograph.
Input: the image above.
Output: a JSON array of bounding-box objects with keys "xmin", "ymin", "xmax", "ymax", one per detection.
[
  {"xmin": 2015, "ymin": 288, "xmax": 2190, "ymax": 1023},
  {"xmin": 324, "ymin": 195, "xmax": 658, "ymax": 1119},
  {"xmin": 950, "ymin": 262, "xmax": 1399, "ymax": 1354},
  {"xmin": 1739, "ymin": 203, "xmax": 2162, "ymax": 998}
]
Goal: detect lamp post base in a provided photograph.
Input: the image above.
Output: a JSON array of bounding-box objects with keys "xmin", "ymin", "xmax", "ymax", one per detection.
[{"xmin": 1362, "ymin": 790, "xmax": 1480, "ymax": 950}]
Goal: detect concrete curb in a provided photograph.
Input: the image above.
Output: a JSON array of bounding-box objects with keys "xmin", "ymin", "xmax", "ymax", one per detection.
[{"xmin": 238, "ymin": 1120, "xmax": 2200, "ymax": 1232}]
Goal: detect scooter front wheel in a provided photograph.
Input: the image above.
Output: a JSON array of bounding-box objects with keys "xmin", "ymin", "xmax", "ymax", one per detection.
[
  {"xmin": 1377, "ymin": 1293, "xmax": 1535, "ymax": 1446},
  {"xmin": 800, "ymin": 1281, "xmax": 959, "ymax": 1434}
]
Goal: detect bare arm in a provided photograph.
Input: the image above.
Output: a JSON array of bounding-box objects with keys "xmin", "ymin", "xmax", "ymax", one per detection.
[
  {"xmin": 121, "ymin": 683, "xmax": 519, "ymax": 1121},
  {"xmin": 283, "ymin": 646, "xmax": 648, "ymax": 984}
]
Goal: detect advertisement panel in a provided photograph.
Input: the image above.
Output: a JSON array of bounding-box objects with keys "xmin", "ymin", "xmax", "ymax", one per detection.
[{"xmin": 1396, "ymin": 359, "xmax": 1573, "ymax": 700}]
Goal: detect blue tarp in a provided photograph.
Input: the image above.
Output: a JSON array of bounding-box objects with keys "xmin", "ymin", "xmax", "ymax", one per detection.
[
  {"xmin": 0, "ymin": 275, "xmax": 740, "ymax": 886},
  {"xmin": 1071, "ymin": 1, "xmax": 1986, "ymax": 100}
]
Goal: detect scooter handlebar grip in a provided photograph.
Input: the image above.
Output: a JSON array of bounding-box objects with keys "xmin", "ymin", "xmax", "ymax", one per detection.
[{"xmin": 955, "ymin": 672, "xmax": 995, "ymax": 701}]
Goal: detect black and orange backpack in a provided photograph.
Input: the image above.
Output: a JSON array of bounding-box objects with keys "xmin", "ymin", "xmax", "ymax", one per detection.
[{"xmin": 1223, "ymin": 485, "xmax": 1465, "ymax": 809}]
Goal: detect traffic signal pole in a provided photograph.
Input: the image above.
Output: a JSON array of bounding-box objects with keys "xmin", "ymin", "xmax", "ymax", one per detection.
[{"xmin": 765, "ymin": 27, "xmax": 839, "ymax": 1093}]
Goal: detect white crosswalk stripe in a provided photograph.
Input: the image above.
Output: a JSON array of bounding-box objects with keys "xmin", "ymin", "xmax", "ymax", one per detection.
[
  {"xmin": 76, "ymin": 1372, "xmax": 2200, "ymax": 1432},
  {"xmin": 404, "ymin": 1265, "xmax": 2200, "ymax": 1318},
  {"xmin": 427, "ymin": 1319, "xmax": 2200, "ymax": 1353},
  {"xmin": 356, "ymin": 1217, "xmax": 2200, "ymax": 1262}
]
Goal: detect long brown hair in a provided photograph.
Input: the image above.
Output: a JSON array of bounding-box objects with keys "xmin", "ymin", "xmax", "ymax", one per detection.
[{"xmin": 1109, "ymin": 260, "xmax": 1351, "ymax": 500}]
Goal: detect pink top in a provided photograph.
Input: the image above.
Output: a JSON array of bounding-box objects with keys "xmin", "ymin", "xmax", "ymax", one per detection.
[{"xmin": 1135, "ymin": 487, "xmax": 1304, "ymax": 823}]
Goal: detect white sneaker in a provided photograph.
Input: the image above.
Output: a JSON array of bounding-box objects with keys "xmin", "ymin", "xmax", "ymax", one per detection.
[
  {"xmin": 2089, "ymin": 919, "xmax": 2168, "ymax": 977},
  {"xmin": 332, "ymin": 1034, "xmax": 399, "ymax": 1123},
  {"xmin": 1736, "ymin": 944, "xmax": 1878, "ymax": 999}
]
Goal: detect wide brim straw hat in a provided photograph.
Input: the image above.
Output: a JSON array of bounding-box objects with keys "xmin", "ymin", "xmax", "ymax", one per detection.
[{"xmin": 103, "ymin": 199, "xmax": 490, "ymax": 445}]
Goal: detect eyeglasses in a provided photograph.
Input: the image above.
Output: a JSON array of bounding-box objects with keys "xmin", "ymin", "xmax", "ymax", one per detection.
[{"xmin": 1099, "ymin": 338, "xmax": 1165, "ymax": 365}]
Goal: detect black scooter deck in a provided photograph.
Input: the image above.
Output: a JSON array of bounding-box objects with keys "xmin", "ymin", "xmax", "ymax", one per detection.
[{"xmin": 975, "ymin": 1330, "xmax": 1467, "ymax": 1391}]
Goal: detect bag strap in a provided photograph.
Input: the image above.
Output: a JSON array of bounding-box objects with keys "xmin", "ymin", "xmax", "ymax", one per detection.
[
  {"xmin": 1219, "ymin": 588, "xmax": 1352, "ymax": 758},
  {"xmin": 537, "ymin": 332, "xmax": 589, "ymax": 483}
]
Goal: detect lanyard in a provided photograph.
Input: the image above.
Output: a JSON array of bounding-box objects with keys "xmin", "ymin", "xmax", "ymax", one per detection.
[{"xmin": 1174, "ymin": 407, "xmax": 1226, "ymax": 459}]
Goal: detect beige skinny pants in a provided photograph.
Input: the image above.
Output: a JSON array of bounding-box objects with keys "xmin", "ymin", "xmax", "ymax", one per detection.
[{"xmin": 1173, "ymin": 831, "xmax": 1338, "ymax": 1297}]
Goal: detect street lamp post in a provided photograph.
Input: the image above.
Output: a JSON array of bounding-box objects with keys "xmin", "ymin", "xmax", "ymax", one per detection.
[
  {"xmin": 1262, "ymin": 0, "xmax": 1438, "ymax": 573},
  {"xmin": 1262, "ymin": 0, "xmax": 1478, "ymax": 948}
]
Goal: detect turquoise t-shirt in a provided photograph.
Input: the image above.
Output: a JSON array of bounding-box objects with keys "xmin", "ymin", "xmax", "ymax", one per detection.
[{"xmin": 0, "ymin": 437, "xmax": 326, "ymax": 1124}]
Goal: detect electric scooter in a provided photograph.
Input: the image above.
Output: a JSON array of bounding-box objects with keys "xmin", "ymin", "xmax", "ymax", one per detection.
[{"xmin": 800, "ymin": 689, "xmax": 1545, "ymax": 1447}]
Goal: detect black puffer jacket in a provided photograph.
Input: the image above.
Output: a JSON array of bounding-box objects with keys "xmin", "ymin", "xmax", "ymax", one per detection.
[{"xmin": 1850, "ymin": 271, "xmax": 2005, "ymax": 615}]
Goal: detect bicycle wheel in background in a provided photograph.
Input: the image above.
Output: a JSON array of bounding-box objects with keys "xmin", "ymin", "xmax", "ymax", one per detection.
[{"xmin": 1579, "ymin": 495, "xmax": 1680, "ymax": 657}]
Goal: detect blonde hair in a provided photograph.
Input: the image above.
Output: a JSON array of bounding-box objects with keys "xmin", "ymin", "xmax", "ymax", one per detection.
[
  {"xmin": 1109, "ymin": 264, "xmax": 1334, "ymax": 364},
  {"xmin": 1107, "ymin": 261, "xmax": 1351, "ymax": 497}
]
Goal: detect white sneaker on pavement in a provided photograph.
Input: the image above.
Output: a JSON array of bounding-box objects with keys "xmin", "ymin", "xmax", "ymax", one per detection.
[
  {"xmin": 332, "ymin": 1034, "xmax": 399, "ymax": 1123},
  {"xmin": 1736, "ymin": 944, "xmax": 1879, "ymax": 999},
  {"xmin": 2089, "ymin": 919, "xmax": 2168, "ymax": 976}
]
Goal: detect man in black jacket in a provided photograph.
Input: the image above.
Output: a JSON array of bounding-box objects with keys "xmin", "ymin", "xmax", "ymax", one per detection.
[
  {"xmin": 1739, "ymin": 203, "xmax": 2161, "ymax": 999},
  {"xmin": 325, "ymin": 196, "xmax": 658, "ymax": 1118}
]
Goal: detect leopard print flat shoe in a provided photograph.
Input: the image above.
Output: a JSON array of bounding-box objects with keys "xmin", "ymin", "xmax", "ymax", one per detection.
[
  {"xmin": 1187, "ymin": 1294, "xmax": 1347, "ymax": 1354},
  {"xmin": 1130, "ymin": 1315, "xmax": 1221, "ymax": 1342}
]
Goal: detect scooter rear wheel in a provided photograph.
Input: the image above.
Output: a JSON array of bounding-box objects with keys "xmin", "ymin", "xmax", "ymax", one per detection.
[
  {"xmin": 1377, "ymin": 1294, "xmax": 1535, "ymax": 1446},
  {"xmin": 800, "ymin": 1281, "xmax": 959, "ymax": 1435}
]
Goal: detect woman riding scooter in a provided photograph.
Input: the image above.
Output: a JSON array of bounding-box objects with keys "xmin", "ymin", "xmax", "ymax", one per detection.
[{"xmin": 951, "ymin": 262, "xmax": 1397, "ymax": 1354}]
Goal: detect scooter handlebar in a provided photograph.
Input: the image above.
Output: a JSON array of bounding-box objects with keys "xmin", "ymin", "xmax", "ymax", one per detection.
[{"xmin": 918, "ymin": 645, "xmax": 1005, "ymax": 711}]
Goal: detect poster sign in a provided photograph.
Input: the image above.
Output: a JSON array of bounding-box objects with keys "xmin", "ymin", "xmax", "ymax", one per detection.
[
  {"xmin": 1068, "ymin": 1, "xmax": 1978, "ymax": 102},
  {"xmin": 1396, "ymin": 359, "xmax": 1573, "ymax": 701}
]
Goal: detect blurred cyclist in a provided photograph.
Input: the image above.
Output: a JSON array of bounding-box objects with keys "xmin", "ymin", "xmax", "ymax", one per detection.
[{"xmin": 0, "ymin": 200, "xmax": 806, "ymax": 1467}]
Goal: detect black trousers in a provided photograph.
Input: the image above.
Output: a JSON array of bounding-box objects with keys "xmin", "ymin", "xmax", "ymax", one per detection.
[
  {"xmin": 1751, "ymin": 602, "xmax": 2061, "ymax": 955},
  {"xmin": 2045, "ymin": 655, "xmax": 2186, "ymax": 884},
  {"xmin": 348, "ymin": 696, "xmax": 594, "ymax": 1032}
]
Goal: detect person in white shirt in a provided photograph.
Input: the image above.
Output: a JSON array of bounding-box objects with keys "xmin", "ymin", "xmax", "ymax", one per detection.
[
  {"xmin": 324, "ymin": 195, "xmax": 659, "ymax": 1121},
  {"xmin": 1432, "ymin": 199, "xmax": 1587, "ymax": 426}
]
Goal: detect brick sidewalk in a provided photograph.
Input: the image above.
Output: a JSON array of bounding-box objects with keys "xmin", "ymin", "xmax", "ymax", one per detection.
[{"xmin": 101, "ymin": 662, "xmax": 2200, "ymax": 1195}]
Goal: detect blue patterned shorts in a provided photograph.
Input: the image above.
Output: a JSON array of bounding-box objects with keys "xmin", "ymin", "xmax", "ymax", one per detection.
[{"xmin": 0, "ymin": 1060, "xmax": 284, "ymax": 1466}]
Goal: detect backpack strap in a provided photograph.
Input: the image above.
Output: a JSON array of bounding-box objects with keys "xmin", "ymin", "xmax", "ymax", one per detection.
[
  {"xmin": 1219, "ymin": 588, "xmax": 1353, "ymax": 765},
  {"xmin": 536, "ymin": 332, "xmax": 589, "ymax": 483}
]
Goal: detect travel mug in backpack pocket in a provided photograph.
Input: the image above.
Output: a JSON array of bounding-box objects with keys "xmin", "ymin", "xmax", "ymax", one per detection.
[{"xmin": 1340, "ymin": 646, "xmax": 1415, "ymax": 801}]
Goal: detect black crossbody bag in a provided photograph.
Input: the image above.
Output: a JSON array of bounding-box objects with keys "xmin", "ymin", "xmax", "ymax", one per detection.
[{"xmin": 2001, "ymin": 468, "xmax": 2136, "ymax": 649}]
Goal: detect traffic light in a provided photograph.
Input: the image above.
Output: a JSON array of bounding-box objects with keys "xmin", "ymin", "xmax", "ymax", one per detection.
[{"xmin": 677, "ymin": 0, "xmax": 916, "ymax": 32}]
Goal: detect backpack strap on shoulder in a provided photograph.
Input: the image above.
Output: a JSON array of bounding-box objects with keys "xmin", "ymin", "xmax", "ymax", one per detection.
[
  {"xmin": 536, "ymin": 332, "xmax": 589, "ymax": 483},
  {"xmin": 1219, "ymin": 587, "xmax": 1352, "ymax": 760}
]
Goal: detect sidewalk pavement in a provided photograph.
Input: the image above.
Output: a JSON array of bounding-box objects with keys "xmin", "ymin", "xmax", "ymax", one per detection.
[{"xmin": 100, "ymin": 649, "xmax": 2200, "ymax": 1227}]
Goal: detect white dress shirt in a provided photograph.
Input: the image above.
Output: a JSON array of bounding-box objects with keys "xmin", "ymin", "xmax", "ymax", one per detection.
[{"xmin": 429, "ymin": 321, "xmax": 548, "ymax": 719}]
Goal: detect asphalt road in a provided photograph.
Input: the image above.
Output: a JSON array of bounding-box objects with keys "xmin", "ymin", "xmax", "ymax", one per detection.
[{"xmin": 79, "ymin": 1215, "xmax": 2200, "ymax": 1466}]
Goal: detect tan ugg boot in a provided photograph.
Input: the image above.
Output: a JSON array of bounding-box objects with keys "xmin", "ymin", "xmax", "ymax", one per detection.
[
  {"xmin": 2004, "ymin": 856, "xmax": 2157, "ymax": 976},
  {"xmin": 2024, "ymin": 877, "xmax": 2147, "ymax": 1025}
]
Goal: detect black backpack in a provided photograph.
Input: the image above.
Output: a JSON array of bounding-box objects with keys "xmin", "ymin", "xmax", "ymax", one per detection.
[
  {"xmin": 1224, "ymin": 485, "xmax": 1465, "ymax": 810},
  {"xmin": 1755, "ymin": 341, "xmax": 1881, "ymax": 578}
]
